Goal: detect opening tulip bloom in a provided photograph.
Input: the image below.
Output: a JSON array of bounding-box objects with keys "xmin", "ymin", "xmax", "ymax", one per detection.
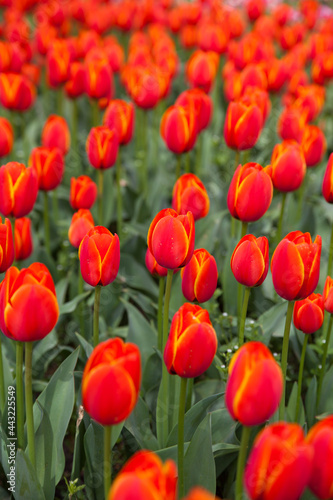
[
  {"xmin": 0, "ymin": 218, "xmax": 14, "ymax": 272},
  {"xmin": 225, "ymin": 341, "xmax": 283, "ymax": 426},
  {"xmin": 224, "ymin": 101, "xmax": 263, "ymax": 151},
  {"xmin": 271, "ymin": 231, "xmax": 322, "ymax": 301},
  {"xmin": 82, "ymin": 337, "xmax": 141, "ymax": 426},
  {"xmin": 86, "ymin": 126, "xmax": 119, "ymax": 169},
  {"xmin": 69, "ymin": 210, "xmax": 95, "ymax": 249},
  {"xmin": 103, "ymin": 99, "xmax": 135, "ymax": 145},
  {"xmin": 108, "ymin": 450, "xmax": 177, "ymax": 500},
  {"xmin": 306, "ymin": 416, "xmax": 333, "ymax": 500},
  {"xmin": 181, "ymin": 248, "xmax": 218, "ymax": 303},
  {"xmin": 0, "ymin": 162, "xmax": 38, "ymax": 218},
  {"xmin": 244, "ymin": 423, "xmax": 313, "ymax": 500},
  {"xmin": 227, "ymin": 163, "xmax": 273, "ymax": 222},
  {"xmin": 270, "ymin": 140, "xmax": 306, "ymax": 192},
  {"xmin": 231, "ymin": 235, "xmax": 269, "ymax": 287},
  {"xmin": 0, "ymin": 263, "xmax": 59, "ymax": 342},
  {"xmin": 164, "ymin": 303, "xmax": 217, "ymax": 378},
  {"xmin": 29, "ymin": 147, "xmax": 65, "ymax": 191},
  {"xmin": 301, "ymin": 124, "xmax": 326, "ymax": 168},
  {"xmin": 147, "ymin": 208, "xmax": 195, "ymax": 270},
  {"xmin": 14, "ymin": 217, "xmax": 33, "ymax": 261},
  {"xmin": 172, "ymin": 174, "xmax": 209, "ymax": 221},
  {"xmin": 41, "ymin": 115, "xmax": 71, "ymax": 156},
  {"xmin": 70, "ymin": 175, "xmax": 97, "ymax": 211},
  {"xmin": 322, "ymin": 153, "xmax": 333, "ymax": 203},
  {"xmin": 175, "ymin": 88, "xmax": 213, "ymax": 133},
  {"xmin": 293, "ymin": 293, "xmax": 324, "ymax": 334}
]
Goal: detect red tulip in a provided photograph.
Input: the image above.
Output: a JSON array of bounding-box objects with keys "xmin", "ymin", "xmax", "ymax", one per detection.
[
  {"xmin": 68, "ymin": 210, "xmax": 95, "ymax": 249},
  {"xmin": 29, "ymin": 147, "xmax": 64, "ymax": 191},
  {"xmin": 42, "ymin": 115, "xmax": 71, "ymax": 155},
  {"xmin": 0, "ymin": 218, "xmax": 14, "ymax": 273},
  {"xmin": 306, "ymin": 416, "xmax": 333, "ymax": 500},
  {"xmin": 160, "ymin": 105, "xmax": 197, "ymax": 154},
  {"xmin": 145, "ymin": 247, "xmax": 168, "ymax": 278},
  {"xmin": 322, "ymin": 153, "xmax": 333, "ymax": 203},
  {"xmin": 86, "ymin": 126, "xmax": 119, "ymax": 169},
  {"xmin": 103, "ymin": 99, "xmax": 135, "ymax": 145},
  {"xmin": 186, "ymin": 50, "xmax": 218, "ymax": 94},
  {"xmin": 0, "ymin": 263, "xmax": 59, "ymax": 342},
  {"xmin": 14, "ymin": 217, "xmax": 33, "ymax": 261},
  {"xmin": 278, "ymin": 106, "xmax": 307, "ymax": 144},
  {"xmin": 172, "ymin": 174, "xmax": 209, "ymax": 221},
  {"xmin": 183, "ymin": 487, "xmax": 219, "ymax": 500},
  {"xmin": 181, "ymin": 248, "xmax": 218, "ymax": 303},
  {"xmin": 176, "ymin": 88, "xmax": 212, "ymax": 133},
  {"xmin": 70, "ymin": 175, "xmax": 97, "ymax": 210},
  {"xmin": 224, "ymin": 101, "xmax": 263, "ymax": 151},
  {"xmin": 85, "ymin": 50, "xmax": 114, "ymax": 100},
  {"xmin": 0, "ymin": 117, "xmax": 13, "ymax": 158},
  {"xmin": 0, "ymin": 162, "xmax": 38, "ymax": 218},
  {"xmin": 65, "ymin": 61, "xmax": 86, "ymax": 99},
  {"xmin": 293, "ymin": 293, "xmax": 324, "ymax": 334},
  {"xmin": 0, "ymin": 73, "xmax": 36, "ymax": 111},
  {"xmin": 270, "ymin": 140, "xmax": 306, "ymax": 192},
  {"xmin": 323, "ymin": 276, "xmax": 333, "ymax": 314},
  {"xmin": 231, "ymin": 235, "xmax": 269, "ymax": 287},
  {"xmin": 301, "ymin": 124, "xmax": 326, "ymax": 167},
  {"xmin": 46, "ymin": 41, "xmax": 70, "ymax": 88},
  {"xmin": 82, "ymin": 337, "xmax": 141, "ymax": 426}
]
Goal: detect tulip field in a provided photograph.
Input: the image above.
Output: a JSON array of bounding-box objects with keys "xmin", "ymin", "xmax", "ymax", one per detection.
[{"xmin": 2, "ymin": 0, "xmax": 333, "ymax": 499}]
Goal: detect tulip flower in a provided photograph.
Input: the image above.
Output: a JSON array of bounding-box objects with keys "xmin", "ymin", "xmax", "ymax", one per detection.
[
  {"xmin": 85, "ymin": 51, "xmax": 114, "ymax": 101},
  {"xmin": 224, "ymin": 101, "xmax": 263, "ymax": 151},
  {"xmin": 42, "ymin": 115, "xmax": 71, "ymax": 156},
  {"xmin": 270, "ymin": 140, "xmax": 306, "ymax": 192},
  {"xmin": 103, "ymin": 99, "xmax": 135, "ymax": 145},
  {"xmin": 301, "ymin": 124, "xmax": 326, "ymax": 167},
  {"xmin": 317, "ymin": 277, "xmax": 333, "ymax": 408},
  {"xmin": 0, "ymin": 218, "xmax": 14, "ymax": 273},
  {"xmin": 0, "ymin": 162, "xmax": 38, "ymax": 218},
  {"xmin": 176, "ymin": 89, "xmax": 212, "ymax": 133},
  {"xmin": 278, "ymin": 106, "xmax": 306, "ymax": 143},
  {"xmin": 183, "ymin": 487, "xmax": 220, "ymax": 500},
  {"xmin": 0, "ymin": 73, "xmax": 36, "ymax": 111},
  {"xmin": 70, "ymin": 175, "xmax": 97, "ymax": 210},
  {"xmin": 181, "ymin": 248, "xmax": 217, "ymax": 303},
  {"xmin": 145, "ymin": 247, "xmax": 168, "ymax": 278},
  {"xmin": 108, "ymin": 450, "xmax": 177, "ymax": 500},
  {"xmin": 14, "ymin": 217, "xmax": 33, "ymax": 261},
  {"xmin": 186, "ymin": 50, "xmax": 218, "ymax": 93},
  {"xmin": 172, "ymin": 174, "xmax": 209, "ymax": 221},
  {"xmin": 68, "ymin": 210, "xmax": 95, "ymax": 249},
  {"xmin": 0, "ymin": 117, "xmax": 13, "ymax": 158},
  {"xmin": 46, "ymin": 41, "xmax": 70, "ymax": 88},
  {"xmin": 306, "ymin": 416, "xmax": 333, "ymax": 499},
  {"xmin": 86, "ymin": 126, "xmax": 119, "ymax": 170},
  {"xmin": 65, "ymin": 62, "xmax": 86, "ymax": 99},
  {"xmin": 246, "ymin": 0, "xmax": 266, "ymax": 21},
  {"xmin": 322, "ymin": 153, "xmax": 333, "ymax": 204},
  {"xmin": 29, "ymin": 147, "xmax": 64, "ymax": 191},
  {"xmin": 160, "ymin": 105, "xmax": 198, "ymax": 155},
  {"xmin": 198, "ymin": 22, "xmax": 229, "ymax": 55},
  {"xmin": 245, "ymin": 423, "xmax": 313, "ymax": 500},
  {"xmin": 227, "ymin": 163, "xmax": 273, "ymax": 223}
]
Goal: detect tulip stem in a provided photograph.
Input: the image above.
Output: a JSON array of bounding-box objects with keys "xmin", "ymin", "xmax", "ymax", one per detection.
[
  {"xmin": 92, "ymin": 99, "xmax": 100, "ymax": 128},
  {"xmin": 43, "ymin": 192, "xmax": 51, "ymax": 255},
  {"xmin": 279, "ymin": 300, "xmax": 294, "ymax": 420},
  {"xmin": 235, "ymin": 425, "xmax": 251, "ymax": 500},
  {"xmin": 16, "ymin": 342, "xmax": 25, "ymax": 449},
  {"xmin": 175, "ymin": 155, "xmax": 181, "ymax": 180},
  {"xmin": 327, "ymin": 223, "xmax": 333, "ymax": 278},
  {"xmin": 98, "ymin": 169, "xmax": 104, "ymax": 226},
  {"xmin": 240, "ymin": 221, "xmax": 248, "ymax": 239},
  {"xmin": 195, "ymin": 135, "xmax": 202, "ymax": 178},
  {"xmin": 104, "ymin": 425, "xmax": 112, "ymax": 500},
  {"xmin": 157, "ymin": 269, "xmax": 173, "ymax": 448},
  {"xmin": 71, "ymin": 99, "xmax": 78, "ymax": 155},
  {"xmin": 317, "ymin": 314, "xmax": 333, "ymax": 409},
  {"xmin": 157, "ymin": 277, "xmax": 165, "ymax": 352},
  {"xmin": 185, "ymin": 152, "xmax": 190, "ymax": 174},
  {"xmin": 0, "ymin": 335, "xmax": 5, "ymax": 414},
  {"xmin": 295, "ymin": 334, "xmax": 308, "ymax": 422},
  {"xmin": 178, "ymin": 376, "xmax": 188, "ymax": 499},
  {"xmin": 141, "ymin": 110, "xmax": 148, "ymax": 197},
  {"xmin": 78, "ymin": 272, "xmax": 85, "ymax": 339},
  {"xmin": 116, "ymin": 149, "xmax": 123, "ymax": 242},
  {"xmin": 276, "ymin": 192, "xmax": 287, "ymax": 244},
  {"xmin": 93, "ymin": 285, "xmax": 101, "ymax": 347},
  {"xmin": 185, "ymin": 377, "xmax": 193, "ymax": 412},
  {"xmin": 52, "ymin": 189, "xmax": 59, "ymax": 221},
  {"xmin": 239, "ymin": 287, "xmax": 251, "ymax": 347},
  {"xmin": 25, "ymin": 341, "xmax": 35, "ymax": 468},
  {"xmin": 57, "ymin": 88, "xmax": 63, "ymax": 117}
]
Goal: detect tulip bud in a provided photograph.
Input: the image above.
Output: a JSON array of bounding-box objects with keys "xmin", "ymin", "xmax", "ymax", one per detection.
[
  {"xmin": 231, "ymin": 235, "xmax": 269, "ymax": 287},
  {"xmin": 293, "ymin": 293, "xmax": 324, "ymax": 334},
  {"xmin": 225, "ymin": 342, "xmax": 283, "ymax": 426},
  {"xmin": 306, "ymin": 416, "xmax": 333, "ymax": 500},
  {"xmin": 181, "ymin": 249, "xmax": 218, "ymax": 303},
  {"xmin": 68, "ymin": 209, "xmax": 95, "ymax": 249},
  {"xmin": 172, "ymin": 174, "xmax": 209, "ymax": 221},
  {"xmin": 322, "ymin": 153, "xmax": 333, "ymax": 203},
  {"xmin": 0, "ymin": 218, "xmax": 14, "ymax": 272},
  {"xmin": 301, "ymin": 124, "xmax": 326, "ymax": 167},
  {"xmin": 14, "ymin": 217, "xmax": 33, "ymax": 261},
  {"xmin": 103, "ymin": 99, "xmax": 135, "ymax": 145},
  {"xmin": 70, "ymin": 175, "xmax": 97, "ymax": 210},
  {"xmin": 164, "ymin": 303, "xmax": 217, "ymax": 378},
  {"xmin": 42, "ymin": 115, "xmax": 71, "ymax": 155},
  {"xmin": 271, "ymin": 231, "xmax": 322, "ymax": 301},
  {"xmin": 224, "ymin": 101, "xmax": 263, "ymax": 151},
  {"xmin": 183, "ymin": 487, "xmax": 219, "ymax": 500},
  {"xmin": 0, "ymin": 162, "xmax": 38, "ymax": 218},
  {"xmin": 29, "ymin": 147, "xmax": 64, "ymax": 191},
  {"xmin": 86, "ymin": 126, "xmax": 119, "ymax": 169},
  {"xmin": 270, "ymin": 140, "xmax": 306, "ymax": 192},
  {"xmin": 160, "ymin": 105, "xmax": 198, "ymax": 154},
  {"xmin": 82, "ymin": 337, "xmax": 141, "ymax": 426},
  {"xmin": 0, "ymin": 117, "xmax": 13, "ymax": 158}
]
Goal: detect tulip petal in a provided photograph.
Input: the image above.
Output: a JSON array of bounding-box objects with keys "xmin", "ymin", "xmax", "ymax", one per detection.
[
  {"xmin": 271, "ymin": 240, "xmax": 304, "ymax": 300},
  {"xmin": 79, "ymin": 237, "xmax": 102, "ymax": 286}
]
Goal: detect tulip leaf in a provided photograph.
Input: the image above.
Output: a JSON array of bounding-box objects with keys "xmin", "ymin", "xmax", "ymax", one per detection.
[
  {"xmin": 221, "ymin": 237, "xmax": 239, "ymax": 316},
  {"xmin": 125, "ymin": 396, "xmax": 159, "ymax": 451},
  {"xmin": 210, "ymin": 408, "xmax": 238, "ymax": 446},
  {"xmin": 305, "ymin": 376, "xmax": 317, "ymax": 429},
  {"xmin": 184, "ymin": 413, "xmax": 216, "ymax": 495},
  {"xmin": 59, "ymin": 291, "xmax": 91, "ymax": 316},
  {"xmin": 14, "ymin": 449, "xmax": 46, "ymax": 500},
  {"xmin": 32, "ymin": 331, "xmax": 58, "ymax": 378},
  {"xmin": 255, "ymin": 301, "xmax": 288, "ymax": 344},
  {"xmin": 286, "ymin": 382, "xmax": 305, "ymax": 425},
  {"xmin": 33, "ymin": 348, "xmax": 79, "ymax": 498},
  {"xmin": 75, "ymin": 332, "xmax": 93, "ymax": 360},
  {"xmin": 123, "ymin": 300, "xmax": 157, "ymax": 365},
  {"xmin": 317, "ymin": 365, "xmax": 333, "ymax": 414},
  {"xmin": 0, "ymin": 424, "xmax": 9, "ymax": 475},
  {"xmin": 83, "ymin": 422, "xmax": 104, "ymax": 500},
  {"xmin": 212, "ymin": 442, "xmax": 240, "ymax": 457},
  {"xmin": 155, "ymin": 442, "xmax": 190, "ymax": 463},
  {"xmin": 119, "ymin": 253, "xmax": 158, "ymax": 296}
]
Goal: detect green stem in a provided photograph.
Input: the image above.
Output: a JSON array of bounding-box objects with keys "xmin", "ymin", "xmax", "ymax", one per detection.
[
  {"xmin": 235, "ymin": 149, "xmax": 240, "ymax": 170},
  {"xmin": 317, "ymin": 314, "xmax": 333, "ymax": 408},
  {"xmin": 235, "ymin": 425, "xmax": 251, "ymax": 500},
  {"xmin": 195, "ymin": 135, "xmax": 202, "ymax": 178},
  {"xmin": 92, "ymin": 99, "xmax": 100, "ymax": 128},
  {"xmin": 25, "ymin": 341, "xmax": 35, "ymax": 467},
  {"xmin": 72, "ymin": 99, "xmax": 78, "ymax": 155},
  {"xmin": 241, "ymin": 221, "xmax": 248, "ymax": 239},
  {"xmin": 175, "ymin": 155, "xmax": 181, "ymax": 180},
  {"xmin": 295, "ymin": 334, "xmax": 308, "ymax": 422},
  {"xmin": 185, "ymin": 377, "xmax": 193, "ymax": 412},
  {"xmin": 142, "ymin": 110, "xmax": 148, "ymax": 196},
  {"xmin": 238, "ymin": 287, "xmax": 251, "ymax": 347},
  {"xmin": 231, "ymin": 217, "xmax": 236, "ymax": 239},
  {"xmin": 16, "ymin": 342, "xmax": 24, "ymax": 449},
  {"xmin": 327, "ymin": 223, "xmax": 333, "ymax": 278},
  {"xmin": 276, "ymin": 192, "xmax": 287, "ymax": 244},
  {"xmin": 185, "ymin": 152, "xmax": 190, "ymax": 174},
  {"xmin": 178, "ymin": 377, "xmax": 188, "ymax": 499},
  {"xmin": 52, "ymin": 188, "xmax": 59, "ymax": 221},
  {"xmin": 116, "ymin": 149, "xmax": 123, "ymax": 242},
  {"xmin": 98, "ymin": 169, "xmax": 104, "ymax": 226},
  {"xmin": 93, "ymin": 285, "xmax": 101, "ymax": 347},
  {"xmin": 104, "ymin": 425, "xmax": 112, "ymax": 500},
  {"xmin": 0, "ymin": 335, "xmax": 4, "ymax": 414},
  {"xmin": 296, "ymin": 176, "xmax": 306, "ymax": 222},
  {"xmin": 157, "ymin": 277, "xmax": 165, "ymax": 352},
  {"xmin": 157, "ymin": 269, "xmax": 173, "ymax": 448},
  {"xmin": 43, "ymin": 191, "xmax": 51, "ymax": 255},
  {"xmin": 78, "ymin": 272, "xmax": 85, "ymax": 339},
  {"xmin": 279, "ymin": 300, "xmax": 294, "ymax": 420},
  {"xmin": 57, "ymin": 88, "xmax": 63, "ymax": 116}
]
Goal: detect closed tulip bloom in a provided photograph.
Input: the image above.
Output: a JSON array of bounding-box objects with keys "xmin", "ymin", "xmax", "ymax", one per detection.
[
  {"xmin": 108, "ymin": 450, "xmax": 177, "ymax": 500},
  {"xmin": 82, "ymin": 337, "xmax": 141, "ymax": 426},
  {"xmin": 186, "ymin": 50, "xmax": 218, "ymax": 94},
  {"xmin": 231, "ymin": 235, "xmax": 269, "ymax": 287},
  {"xmin": 79, "ymin": 226, "xmax": 120, "ymax": 287},
  {"xmin": 225, "ymin": 342, "xmax": 283, "ymax": 426},
  {"xmin": 176, "ymin": 89, "xmax": 212, "ymax": 133},
  {"xmin": 0, "ymin": 218, "xmax": 14, "ymax": 273},
  {"xmin": 293, "ymin": 293, "xmax": 324, "ymax": 334},
  {"xmin": 278, "ymin": 106, "xmax": 307, "ymax": 144},
  {"xmin": 70, "ymin": 175, "xmax": 97, "ymax": 210},
  {"xmin": 160, "ymin": 105, "xmax": 197, "ymax": 154},
  {"xmin": 65, "ymin": 61, "xmax": 86, "ymax": 99},
  {"xmin": 183, "ymin": 487, "xmax": 220, "ymax": 500},
  {"xmin": 0, "ymin": 117, "xmax": 13, "ymax": 158},
  {"xmin": 0, "ymin": 263, "xmax": 59, "ymax": 342},
  {"xmin": 14, "ymin": 217, "xmax": 33, "ymax": 261},
  {"xmin": 172, "ymin": 174, "xmax": 209, "ymax": 221},
  {"xmin": 85, "ymin": 52, "xmax": 113, "ymax": 100},
  {"xmin": 68, "ymin": 209, "xmax": 94, "ymax": 249},
  {"xmin": 323, "ymin": 276, "xmax": 333, "ymax": 314},
  {"xmin": 29, "ymin": 147, "xmax": 64, "ymax": 191},
  {"xmin": 224, "ymin": 101, "xmax": 263, "ymax": 151},
  {"xmin": 147, "ymin": 208, "xmax": 195, "ymax": 270},
  {"xmin": 322, "ymin": 154, "xmax": 333, "ymax": 203},
  {"xmin": 103, "ymin": 99, "xmax": 135, "ymax": 145},
  {"xmin": 86, "ymin": 126, "xmax": 119, "ymax": 169},
  {"xmin": 245, "ymin": 423, "xmax": 313, "ymax": 500},
  {"xmin": 306, "ymin": 416, "xmax": 333, "ymax": 500},
  {"xmin": 0, "ymin": 162, "xmax": 38, "ymax": 218},
  {"xmin": 0, "ymin": 73, "xmax": 36, "ymax": 111},
  {"xmin": 227, "ymin": 163, "xmax": 273, "ymax": 222},
  {"xmin": 42, "ymin": 115, "xmax": 71, "ymax": 155},
  {"xmin": 271, "ymin": 231, "xmax": 322, "ymax": 301},
  {"xmin": 129, "ymin": 66, "xmax": 161, "ymax": 110},
  {"xmin": 181, "ymin": 249, "xmax": 218, "ymax": 303},
  {"xmin": 46, "ymin": 42, "xmax": 70, "ymax": 88},
  {"xmin": 270, "ymin": 140, "xmax": 306, "ymax": 192},
  {"xmin": 145, "ymin": 247, "xmax": 168, "ymax": 278},
  {"xmin": 164, "ymin": 303, "xmax": 217, "ymax": 378},
  {"xmin": 301, "ymin": 124, "xmax": 326, "ymax": 167}
]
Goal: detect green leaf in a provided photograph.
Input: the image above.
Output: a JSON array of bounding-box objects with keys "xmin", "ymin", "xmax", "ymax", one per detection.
[
  {"xmin": 123, "ymin": 300, "xmax": 157, "ymax": 365},
  {"xmin": 305, "ymin": 376, "xmax": 317, "ymax": 429},
  {"xmin": 125, "ymin": 397, "xmax": 159, "ymax": 451},
  {"xmin": 75, "ymin": 332, "xmax": 93, "ymax": 360},
  {"xmin": 142, "ymin": 352, "xmax": 162, "ymax": 396},
  {"xmin": 119, "ymin": 253, "xmax": 158, "ymax": 296},
  {"xmin": 286, "ymin": 382, "xmax": 305, "ymax": 425},
  {"xmin": 317, "ymin": 365, "xmax": 333, "ymax": 414},
  {"xmin": 83, "ymin": 422, "xmax": 104, "ymax": 500},
  {"xmin": 59, "ymin": 291, "xmax": 90, "ymax": 316},
  {"xmin": 0, "ymin": 424, "xmax": 9, "ymax": 475},
  {"xmin": 212, "ymin": 442, "xmax": 240, "ymax": 457},
  {"xmin": 14, "ymin": 450, "xmax": 46, "ymax": 500},
  {"xmin": 210, "ymin": 408, "xmax": 238, "ymax": 445},
  {"xmin": 32, "ymin": 331, "xmax": 58, "ymax": 378},
  {"xmin": 184, "ymin": 413, "xmax": 216, "ymax": 495},
  {"xmin": 255, "ymin": 301, "xmax": 288, "ymax": 344},
  {"xmin": 55, "ymin": 277, "xmax": 69, "ymax": 306},
  {"xmin": 156, "ymin": 442, "xmax": 190, "ymax": 463},
  {"xmin": 221, "ymin": 237, "xmax": 239, "ymax": 316}
]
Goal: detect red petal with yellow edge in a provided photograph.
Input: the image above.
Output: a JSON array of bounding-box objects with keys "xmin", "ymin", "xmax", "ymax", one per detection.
[
  {"xmin": 12, "ymin": 167, "xmax": 38, "ymax": 218},
  {"xmin": 79, "ymin": 236, "xmax": 102, "ymax": 286},
  {"xmin": 231, "ymin": 237, "xmax": 265, "ymax": 287},
  {"xmin": 0, "ymin": 166, "xmax": 14, "ymax": 216},
  {"xmin": 100, "ymin": 233, "xmax": 120, "ymax": 286},
  {"xmin": 236, "ymin": 169, "xmax": 273, "ymax": 222},
  {"xmin": 147, "ymin": 208, "xmax": 178, "ymax": 254},
  {"xmin": 151, "ymin": 216, "xmax": 189, "ymax": 269},
  {"xmin": 271, "ymin": 239, "xmax": 304, "ymax": 300},
  {"xmin": 194, "ymin": 254, "xmax": 218, "ymax": 303},
  {"xmin": 234, "ymin": 105, "xmax": 263, "ymax": 150},
  {"xmin": 181, "ymin": 253, "xmax": 200, "ymax": 302},
  {"xmin": 108, "ymin": 474, "xmax": 162, "ymax": 500}
]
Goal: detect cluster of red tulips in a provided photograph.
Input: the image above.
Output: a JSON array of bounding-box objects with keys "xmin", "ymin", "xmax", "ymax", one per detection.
[{"xmin": 0, "ymin": 0, "xmax": 333, "ymax": 499}]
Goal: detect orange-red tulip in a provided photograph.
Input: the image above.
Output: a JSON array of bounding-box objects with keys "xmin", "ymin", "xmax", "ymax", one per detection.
[
  {"xmin": 246, "ymin": 0, "xmax": 266, "ymax": 21},
  {"xmin": 181, "ymin": 248, "xmax": 218, "ymax": 303},
  {"xmin": 183, "ymin": 487, "xmax": 220, "ymax": 500},
  {"xmin": 70, "ymin": 175, "xmax": 97, "ymax": 210},
  {"xmin": 322, "ymin": 153, "xmax": 333, "ymax": 203},
  {"xmin": 186, "ymin": 50, "xmax": 218, "ymax": 93},
  {"xmin": 86, "ymin": 126, "xmax": 119, "ymax": 169},
  {"xmin": 278, "ymin": 106, "xmax": 307, "ymax": 143},
  {"xmin": 65, "ymin": 61, "xmax": 86, "ymax": 99},
  {"xmin": 145, "ymin": 247, "xmax": 168, "ymax": 278},
  {"xmin": 29, "ymin": 147, "xmax": 64, "ymax": 191},
  {"xmin": 0, "ymin": 217, "xmax": 14, "ymax": 273},
  {"xmin": 14, "ymin": 217, "xmax": 32, "ymax": 262},
  {"xmin": 42, "ymin": 115, "xmax": 71, "ymax": 155},
  {"xmin": 164, "ymin": 303, "xmax": 217, "ymax": 378},
  {"xmin": 301, "ymin": 124, "xmax": 326, "ymax": 167},
  {"xmin": 323, "ymin": 276, "xmax": 333, "ymax": 314},
  {"xmin": 85, "ymin": 50, "xmax": 113, "ymax": 100},
  {"xmin": 245, "ymin": 423, "xmax": 313, "ymax": 500},
  {"xmin": 231, "ymin": 235, "xmax": 269, "ymax": 287},
  {"xmin": 0, "ymin": 162, "xmax": 38, "ymax": 218},
  {"xmin": 293, "ymin": 293, "xmax": 324, "ymax": 334},
  {"xmin": 79, "ymin": 226, "xmax": 120, "ymax": 287},
  {"xmin": 224, "ymin": 101, "xmax": 263, "ymax": 151},
  {"xmin": 271, "ymin": 231, "xmax": 322, "ymax": 301},
  {"xmin": 0, "ymin": 73, "xmax": 36, "ymax": 111},
  {"xmin": 225, "ymin": 342, "xmax": 283, "ymax": 426},
  {"xmin": 172, "ymin": 173, "xmax": 209, "ymax": 221},
  {"xmin": 103, "ymin": 99, "xmax": 135, "ymax": 145},
  {"xmin": 46, "ymin": 41, "xmax": 70, "ymax": 88},
  {"xmin": 0, "ymin": 117, "xmax": 13, "ymax": 158},
  {"xmin": 176, "ymin": 88, "xmax": 212, "ymax": 133},
  {"xmin": 0, "ymin": 263, "xmax": 59, "ymax": 342},
  {"xmin": 82, "ymin": 337, "xmax": 141, "ymax": 426},
  {"xmin": 68, "ymin": 209, "xmax": 95, "ymax": 249},
  {"xmin": 306, "ymin": 416, "xmax": 333, "ymax": 500},
  {"xmin": 160, "ymin": 105, "xmax": 197, "ymax": 154},
  {"xmin": 270, "ymin": 140, "xmax": 306, "ymax": 192}
]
